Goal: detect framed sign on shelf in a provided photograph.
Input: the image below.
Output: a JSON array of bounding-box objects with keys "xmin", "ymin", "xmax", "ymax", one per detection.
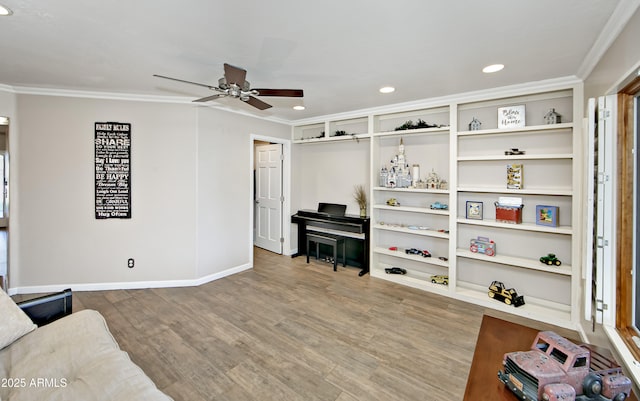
[
  {"xmin": 498, "ymin": 105, "xmax": 525, "ymax": 129},
  {"xmin": 536, "ymin": 205, "xmax": 559, "ymax": 227},
  {"xmin": 466, "ymin": 201, "xmax": 483, "ymax": 220}
]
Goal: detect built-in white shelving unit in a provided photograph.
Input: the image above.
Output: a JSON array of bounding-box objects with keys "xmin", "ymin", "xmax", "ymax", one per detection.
[{"xmin": 291, "ymin": 81, "xmax": 583, "ymax": 330}]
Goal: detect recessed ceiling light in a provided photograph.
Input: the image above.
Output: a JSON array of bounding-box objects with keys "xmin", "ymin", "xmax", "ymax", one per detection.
[
  {"xmin": 0, "ymin": 5, "xmax": 13, "ymax": 16},
  {"xmin": 293, "ymin": 105, "xmax": 305, "ymax": 111},
  {"xmin": 379, "ymin": 86, "xmax": 395, "ymax": 94},
  {"xmin": 482, "ymin": 64, "xmax": 504, "ymax": 73}
]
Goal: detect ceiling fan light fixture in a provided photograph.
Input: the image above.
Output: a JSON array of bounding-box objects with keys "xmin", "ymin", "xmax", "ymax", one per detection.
[
  {"xmin": 0, "ymin": 4, "xmax": 13, "ymax": 16},
  {"xmin": 482, "ymin": 64, "xmax": 504, "ymax": 73},
  {"xmin": 293, "ymin": 105, "xmax": 305, "ymax": 111},
  {"xmin": 379, "ymin": 86, "xmax": 395, "ymax": 94}
]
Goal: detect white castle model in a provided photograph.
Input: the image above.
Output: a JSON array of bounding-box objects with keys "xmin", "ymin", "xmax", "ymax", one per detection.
[{"xmin": 380, "ymin": 138, "xmax": 412, "ymax": 188}]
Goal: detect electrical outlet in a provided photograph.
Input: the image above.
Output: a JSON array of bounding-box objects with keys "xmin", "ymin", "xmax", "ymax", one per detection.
[{"xmin": 127, "ymin": 258, "xmax": 134, "ymax": 268}]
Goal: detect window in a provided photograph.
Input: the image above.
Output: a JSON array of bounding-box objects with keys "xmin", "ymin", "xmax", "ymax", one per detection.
[
  {"xmin": 536, "ymin": 339, "xmax": 550, "ymax": 352},
  {"xmin": 550, "ymin": 347, "xmax": 568, "ymax": 365},
  {"xmin": 635, "ymin": 94, "xmax": 640, "ymax": 333},
  {"xmin": 574, "ymin": 356, "xmax": 588, "ymax": 368},
  {"xmin": 615, "ymin": 76, "xmax": 640, "ymax": 360}
]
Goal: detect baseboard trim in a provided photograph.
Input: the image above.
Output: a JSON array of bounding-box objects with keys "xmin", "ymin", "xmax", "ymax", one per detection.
[{"xmin": 7, "ymin": 262, "xmax": 253, "ymax": 295}]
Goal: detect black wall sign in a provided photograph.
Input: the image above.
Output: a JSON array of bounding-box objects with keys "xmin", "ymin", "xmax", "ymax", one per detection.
[{"xmin": 95, "ymin": 122, "xmax": 131, "ymax": 219}]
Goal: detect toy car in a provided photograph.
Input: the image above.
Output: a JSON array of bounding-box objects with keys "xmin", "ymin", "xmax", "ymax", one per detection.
[
  {"xmin": 540, "ymin": 253, "xmax": 562, "ymax": 266},
  {"xmin": 504, "ymin": 148, "xmax": 525, "ymax": 155},
  {"xmin": 386, "ymin": 198, "xmax": 400, "ymax": 206},
  {"xmin": 388, "ymin": 246, "xmax": 398, "ymax": 251},
  {"xmin": 405, "ymin": 248, "xmax": 431, "ymax": 257},
  {"xmin": 488, "ymin": 280, "xmax": 525, "ymax": 307},
  {"xmin": 430, "ymin": 275, "xmax": 448, "ymax": 285},
  {"xmin": 385, "ymin": 267, "xmax": 406, "ymax": 275},
  {"xmin": 430, "ymin": 202, "xmax": 448, "ymax": 210},
  {"xmin": 470, "ymin": 236, "xmax": 496, "ymax": 256},
  {"xmin": 499, "ymin": 331, "xmax": 631, "ymax": 401}
]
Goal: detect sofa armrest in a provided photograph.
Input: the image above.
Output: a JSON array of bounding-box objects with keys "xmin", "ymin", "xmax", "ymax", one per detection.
[{"xmin": 17, "ymin": 288, "xmax": 72, "ymax": 326}]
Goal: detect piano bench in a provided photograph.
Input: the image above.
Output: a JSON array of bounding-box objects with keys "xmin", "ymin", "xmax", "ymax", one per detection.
[{"xmin": 306, "ymin": 232, "xmax": 346, "ymax": 272}]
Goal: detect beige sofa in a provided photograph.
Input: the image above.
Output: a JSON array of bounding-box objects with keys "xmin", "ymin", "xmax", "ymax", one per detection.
[{"xmin": 0, "ymin": 289, "xmax": 172, "ymax": 401}]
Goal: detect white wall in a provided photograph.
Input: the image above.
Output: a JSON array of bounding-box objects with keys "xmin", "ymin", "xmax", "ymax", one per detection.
[
  {"xmin": 585, "ymin": 6, "xmax": 640, "ymax": 99},
  {"xmin": 196, "ymin": 107, "xmax": 290, "ymax": 278},
  {"xmin": 292, "ymin": 139, "xmax": 369, "ymax": 216},
  {"xmin": 291, "ymin": 139, "xmax": 370, "ymax": 217},
  {"xmin": 12, "ymin": 94, "xmax": 289, "ymax": 291}
]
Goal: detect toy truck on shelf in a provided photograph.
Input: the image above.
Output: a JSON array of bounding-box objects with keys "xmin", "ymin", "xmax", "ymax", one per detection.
[
  {"xmin": 488, "ymin": 280, "xmax": 525, "ymax": 307},
  {"xmin": 498, "ymin": 330, "xmax": 632, "ymax": 401}
]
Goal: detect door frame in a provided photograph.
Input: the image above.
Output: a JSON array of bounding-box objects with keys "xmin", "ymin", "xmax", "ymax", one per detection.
[
  {"xmin": 254, "ymin": 142, "xmax": 283, "ymax": 254},
  {"xmin": 249, "ymin": 134, "xmax": 292, "ymax": 264}
]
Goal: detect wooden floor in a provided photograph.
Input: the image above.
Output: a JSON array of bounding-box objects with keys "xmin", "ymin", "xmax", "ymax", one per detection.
[{"xmin": 68, "ymin": 247, "xmax": 576, "ymax": 401}]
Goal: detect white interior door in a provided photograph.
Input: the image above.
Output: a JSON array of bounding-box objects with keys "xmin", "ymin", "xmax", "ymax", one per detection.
[{"xmin": 254, "ymin": 143, "xmax": 283, "ymax": 254}]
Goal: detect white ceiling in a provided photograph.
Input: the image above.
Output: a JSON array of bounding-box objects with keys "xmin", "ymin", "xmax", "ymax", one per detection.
[{"xmin": 0, "ymin": 0, "xmax": 635, "ymax": 122}]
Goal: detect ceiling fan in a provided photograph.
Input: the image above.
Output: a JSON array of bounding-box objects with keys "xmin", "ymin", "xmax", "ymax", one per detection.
[{"xmin": 154, "ymin": 63, "xmax": 304, "ymax": 110}]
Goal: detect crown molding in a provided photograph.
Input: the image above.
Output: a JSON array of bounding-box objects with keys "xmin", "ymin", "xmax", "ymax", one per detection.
[
  {"xmin": 0, "ymin": 84, "xmax": 16, "ymax": 93},
  {"xmin": 576, "ymin": 0, "xmax": 640, "ymax": 80},
  {"xmin": 5, "ymin": 76, "xmax": 583, "ymax": 127},
  {"xmin": 8, "ymin": 85, "xmax": 292, "ymax": 125},
  {"xmin": 289, "ymin": 76, "xmax": 583, "ymax": 126}
]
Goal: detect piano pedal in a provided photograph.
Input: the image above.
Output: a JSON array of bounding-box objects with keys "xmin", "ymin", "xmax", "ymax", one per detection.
[{"xmin": 324, "ymin": 256, "xmax": 335, "ymax": 264}]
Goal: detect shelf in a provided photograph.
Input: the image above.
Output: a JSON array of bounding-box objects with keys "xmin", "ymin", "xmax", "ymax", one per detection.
[
  {"xmin": 374, "ymin": 204, "xmax": 449, "ymax": 216},
  {"xmin": 374, "ymin": 247, "xmax": 449, "ymax": 267},
  {"xmin": 457, "ymin": 187, "xmax": 572, "ymax": 196},
  {"xmin": 457, "ymin": 218, "xmax": 572, "ymax": 235},
  {"xmin": 293, "ymin": 133, "xmax": 370, "ymax": 144},
  {"xmin": 373, "ymin": 126, "xmax": 449, "ymax": 138},
  {"xmin": 373, "ymin": 187, "xmax": 449, "ymax": 194},
  {"xmin": 455, "ymin": 282, "xmax": 572, "ymax": 328},
  {"xmin": 456, "ymin": 249, "xmax": 572, "ymax": 275},
  {"xmin": 371, "ymin": 267, "xmax": 451, "ymax": 295},
  {"xmin": 374, "ymin": 224, "xmax": 449, "ymax": 238},
  {"xmin": 364, "ymin": 84, "xmax": 580, "ymax": 329},
  {"xmin": 457, "ymin": 153, "xmax": 573, "ymax": 162},
  {"xmin": 457, "ymin": 123, "xmax": 574, "ymax": 137}
]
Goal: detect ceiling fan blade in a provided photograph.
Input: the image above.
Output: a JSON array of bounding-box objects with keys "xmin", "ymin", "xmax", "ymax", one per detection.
[
  {"xmin": 153, "ymin": 74, "xmax": 217, "ymax": 90},
  {"xmin": 253, "ymin": 88, "xmax": 304, "ymax": 97},
  {"xmin": 224, "ymin": 63, "xmax": 247, "ymax": 86},
  {"xmin": 245, "ymin": 96, "xmax": 272, "ymax": 110},
  {"xmin": 193, "ymin": 94, "xmax": 226, "ymax": 103}
]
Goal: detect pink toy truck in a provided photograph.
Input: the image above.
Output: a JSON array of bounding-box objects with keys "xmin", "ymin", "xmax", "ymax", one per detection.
[{"xmin": 498, "ymin": 331, "xmax": 632, "ymax": 401}]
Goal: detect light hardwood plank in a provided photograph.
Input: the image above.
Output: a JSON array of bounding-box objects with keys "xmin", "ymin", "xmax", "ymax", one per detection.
[{"xmin": 67, "ymin": 247, "xmax": 579, "ymax": 401}]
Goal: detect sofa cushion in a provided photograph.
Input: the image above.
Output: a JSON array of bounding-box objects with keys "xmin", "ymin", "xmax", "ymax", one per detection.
[
  {"xmin": 0, "ymin": 309, "xmax": 172, "ymax": 401},
  {"xmin": 0, "ymin": 290, "xmax": 36, "ymax": 350}
]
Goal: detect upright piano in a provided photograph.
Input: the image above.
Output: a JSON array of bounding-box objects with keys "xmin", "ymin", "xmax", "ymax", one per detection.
[{"xmin": 291, "ymin": 203, "xmax": 370, "ymax": 276}]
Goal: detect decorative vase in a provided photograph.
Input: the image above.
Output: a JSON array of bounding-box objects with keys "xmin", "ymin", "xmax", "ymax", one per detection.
[{"xmin": 360, "ymin": 207, "xmax": 367, "ymax": 217}]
